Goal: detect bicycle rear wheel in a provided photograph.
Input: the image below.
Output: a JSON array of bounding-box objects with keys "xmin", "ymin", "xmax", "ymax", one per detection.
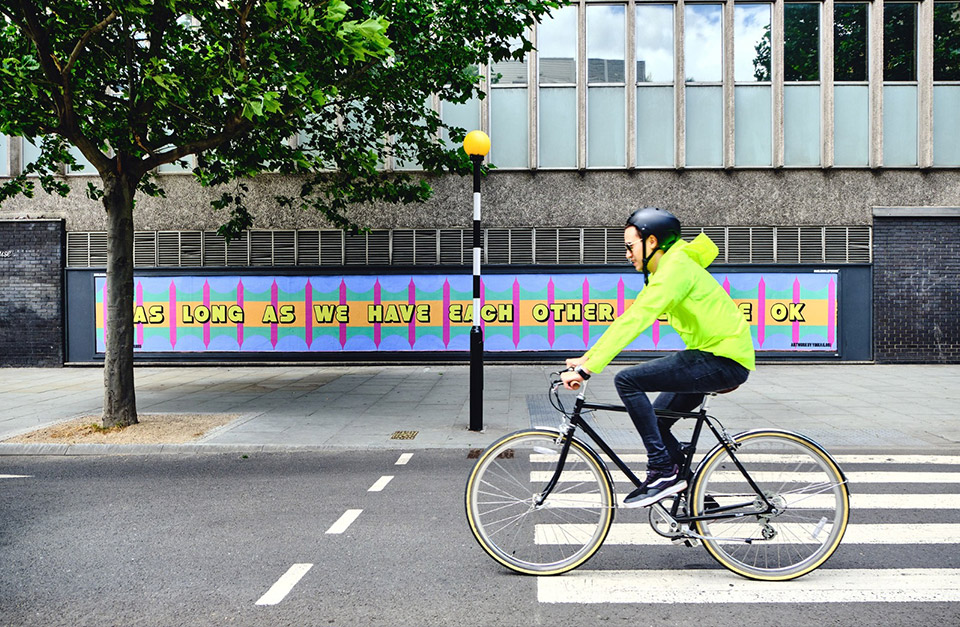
[
  {"xmin": 690, "ymin": 430, "xmax": 849, "ymax": 581},
  {"xmin": 465, "ymin": 429, "xmax": 614, "ymax": 575}
]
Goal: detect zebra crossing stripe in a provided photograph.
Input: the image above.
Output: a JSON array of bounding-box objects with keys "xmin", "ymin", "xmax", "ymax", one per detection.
[
  {"xmin": 537, "ymin": 568, "xmax": 960, "ymax": 604},
  {"xmin": 531, "ymin": 470, "xmax": 960, "ymax": 483},
  {"xmin": 538, "ymin": 492, "xmax": 960, "ymax": 509},
  {"xmin": 531, "ymin": 454, "xmax": 960, "ymax": 465},
  {"xmin": 535, "ymin": 523, "xmax": 960, "ymax": 545}
]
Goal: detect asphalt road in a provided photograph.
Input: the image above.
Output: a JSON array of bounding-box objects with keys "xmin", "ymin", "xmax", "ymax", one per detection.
[{"xmin": 2, "ymin": 450, "xmax": 960, "ymax": 626}]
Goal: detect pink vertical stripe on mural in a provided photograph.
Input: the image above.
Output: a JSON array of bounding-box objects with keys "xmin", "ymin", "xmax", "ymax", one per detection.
[
  {"xmin": 168, "ymin": 280, "xmax": 177, "ymax": 349},
  {"xmin": 757, "ymin": 277, "xmax": 766, "ymax": 347},
  {"xmin": 792, "ymin": 277, "xmax": 801, "ymax": 345},
  {"xmin": 408, "ymin": 278, "xmax": 416, "ymax": 349},
  {"xmin": 722, "ymin": 276, "xmax": 730, "ymax": 295},
  {"xmin": 270, "ymin": 280, "xmax": 279, "ymax": 348},
  {"xmin": 305, "ymin": 279, "xmax": 313, "ymax": 349},
  {"xmin": 339, "ymin": 279, "xmax": 347, "ymax": 348},
  {"xmin": 581, "ymin": 278, "xmax": 590, "ymax": 348},
  {"xmin": 202, "ymin": 280, "xmax": 211, "ymax": 348},
  {"xmin": 480, "ymin": 280, "xmax": 486, "ymax": 332},
  {"xmin": 442, "ymin": 279, "xmax": 450, "ymax": 348},
  {"xmin": 373, "ymin": 279, "xmax": 382, "ymax": 348},
  {"xmin": 547, "ymin": 278, "xmax": 555, "ymax": 347},
  {"xmin": 237, "ymin": 279, "xmax": 244, "ymax": 348},
  {"xmin": 135, "ymin": 281, "xmax": 143, "ymax": 347},
  {"xmin": 652, "ymin": 320, "xmax": 660, "ymax": 347},
  {"xmin": 828, "ymin": 278, "xmax": 836, "ymax": 347},
  {"xmin": 617, "ymin": 277, "xmax": 625, "ymax": 316},
  {"xmin": 513, "ymin": 278, "xmax": 521, "ymax": 348},
  {"xmin": 102, "ymin": 280, "xmax": 107, "ymax": 344}
]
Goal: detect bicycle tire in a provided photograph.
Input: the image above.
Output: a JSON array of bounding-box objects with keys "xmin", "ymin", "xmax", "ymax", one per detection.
[
  {"xmin": 465, "ymin": 429, "xmax": 615, "ymax": 575},
  {"xmin": 690, "ymin": 430, "xmax": 849, "ymax": 581}
]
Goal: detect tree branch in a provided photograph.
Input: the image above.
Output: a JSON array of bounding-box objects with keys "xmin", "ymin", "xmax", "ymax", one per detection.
[{"xmin": 63, "ymin": 10, "xmax": 118, "ymax": 77}]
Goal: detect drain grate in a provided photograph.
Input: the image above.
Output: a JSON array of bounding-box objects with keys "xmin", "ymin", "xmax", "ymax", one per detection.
[{"xmin": 390, "ymin": 430, "xmax": 419, "ymax": 440}]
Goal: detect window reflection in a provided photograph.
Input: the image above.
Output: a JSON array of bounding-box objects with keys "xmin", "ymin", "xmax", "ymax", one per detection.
[
  {"xmin": 684, "ymin": 4, "xmax": 722, "ymax": 82},
  {"xmin": 884, "ymin": 3, "xmax": 917, "ymax": 81},
  {"xmin": 539, "ymin": 6, "xmax": 578, "ymax": 84},
  {"xmin": 934, "ymin": 2, "xmax": 960, "ymax": 80},
  {"xmin": 785, "ymin": 3, "xmax": 820, "ymax": 82},
  {"xmin": 587, "ymin": 5, "xmax": 625, "ymax": 83},
  {"xmin": 636, "ymin": 4, "xmax": 674, "ymax": 83},
  {"xmin": 735, "ymin": 4, "xmax": 771, "ymax": 82},
  {"xmin": 835, "ymin": 3, "xmax": 868, "ymax": 81}
]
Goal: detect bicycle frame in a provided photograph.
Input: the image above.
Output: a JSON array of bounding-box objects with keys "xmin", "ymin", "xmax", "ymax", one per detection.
[{"xmin": 542, "ymin": 378, "xmax": 776, "ymax": 525}]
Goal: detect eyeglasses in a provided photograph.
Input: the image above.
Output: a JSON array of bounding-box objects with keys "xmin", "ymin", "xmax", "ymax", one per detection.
[{"xmin": 624, "ymin": 240, "xmax": 643, "ymax": 252}]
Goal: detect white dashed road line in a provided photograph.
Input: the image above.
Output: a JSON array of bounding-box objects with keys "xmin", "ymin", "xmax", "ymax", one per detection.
[
  {"xmin": 368, "ymin": 475, "xmax": 394, "ymax": 492},
  {"xmin": 0, "ymin": 475, "xmax": 31, "ymax": 479},
  {"xmin": 255, "ymin": 563, "xmax": 313, "ymax": 606},
  {"xmin": 326, "ymin": 509, "xmax": 363, "ymax": 534},
  {"xmin": 395, "ymin": 453, "xmax": 413, "ymax": 465}
]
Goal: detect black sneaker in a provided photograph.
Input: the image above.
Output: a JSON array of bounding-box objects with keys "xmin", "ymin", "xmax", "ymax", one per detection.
[{"xmin": 623, "ymin": 464, "xmax": 687, "ymax": 508}]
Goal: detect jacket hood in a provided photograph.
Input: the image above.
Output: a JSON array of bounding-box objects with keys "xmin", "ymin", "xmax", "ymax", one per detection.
[{"xmin": 675, "ymin": 232, "xmax": 719, "ymax": 268}]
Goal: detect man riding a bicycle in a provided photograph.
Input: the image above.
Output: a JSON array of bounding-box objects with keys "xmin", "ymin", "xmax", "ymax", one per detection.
[{"xmin": 561, "ymin": 207, "xmax": 756, "ymax": 508}]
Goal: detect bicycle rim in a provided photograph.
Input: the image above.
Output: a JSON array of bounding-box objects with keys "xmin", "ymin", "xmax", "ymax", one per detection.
[
  {"xmin": 465, "ymin": 430, "xmax": 614, "ymax": 575},
  {"xmin": 691, "ymin": 431, "xmax": 849, "ymax": 580}
]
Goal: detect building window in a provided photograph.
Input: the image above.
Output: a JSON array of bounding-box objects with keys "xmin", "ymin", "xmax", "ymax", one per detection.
[
  {"xmin": 490, "ymin": 38, "xmax": 530, "ymax": 168},
  {"xmin": 0, "ymin": 137, "xmax": 8, "ymax": 177},
  {"xmin": 635, "ymin": 3, "xmax": 675, "ymax": 167},
  {"xmin": 933, "ymin": 1, "xmax": 960, "ymax": 166},
  {"xmin": 684, "ymin": 3, "xmax": 723, "ymax": 167},
  {"xmin": 883, "ymin": 2, "xmax": 918, "ymax": 166},
  {"xmin": 587, "ymin": 4, "xmax": 626, "ymax": 167},
  {"xmin": 784, "ymin": 2, "xmax": 821, "ymax": 166},
  {"xmin": 21, "ymin": 137, "xmax": 42, "ymax": 174},
  {"xmin": 834, "ymin": 2, "xmax": 870, "ymax": 166},
  {"xmin": 441, "ymin": 67, "xmax": 482, "ymax": 152},
  {"xmin": 538, "ymin": 5, "xmax": 578, "ymax": 168},
  {"xmin": 734, "ymin": 2, "xmax": 773, "ymax": 166}
]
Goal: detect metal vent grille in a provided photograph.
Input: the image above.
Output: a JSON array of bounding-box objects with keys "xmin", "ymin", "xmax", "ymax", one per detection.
[
  {"xmin": 510, "ymin": 229, "xmax": 534, "ymax": 264},
  {"xmin": 225, "ymin": 231, "xmax": 249, "ymax": 267},
  {"xmin": 583, "ymin": 228, "xmax": 606, "ymax": 264},
  {"xmin": 181, "ymin": 231, "xmax": 202, "ymax": 267},
  {"xmin": 158, "ymin": 231, "xmax": 181, "ymax": 266},
  {"xmin": 297, "ymin": 231, "xmax": 320, "ymax": 266},
  {"xmin": 368, "ymin": 230, "xmax": 389, "ymax": 265},
  {"xmin": 274, "ymin": 231, "xmax": 296, "ymax": 266},
  {"xmin": 439, "ymin": 229, "xmax": 465, "ymax": 264},
  {"xmin": 65, "ymin": 225, "xmax": 874, "ymax": 268},
  {"xmin": 320, "ymin": 230, "xmax": 344, "ymax": 265},
  {"xmin": 203, "ymin": 231, "xmax": 227, "ymax": 266},
  {"xmin": 392, "ymin": 230, "xmax": 414, "ymax": 264},
  {"xmin": 134, "ymin": 231, "xmax": 157, "ymax": 267},
  {"xmin": 535, "ymin": 228, "xmax": 558, "ymax": 264},
  {"xmin": 487, "ymin": 229, "xmax": 509, "ymax": 264},
  {"xmin": 414, "ymin": 229, "xmax": 437, "ymax": 264},
  {"xmin": 558, "ymin": 228, "xmax": 581, "ymax": 264},
  {"xmin": 776, "ymin": 227, "xmax": 800, "ymax": 263}
]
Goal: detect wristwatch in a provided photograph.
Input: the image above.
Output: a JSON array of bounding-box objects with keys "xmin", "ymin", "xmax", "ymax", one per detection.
[{"xmin": 574, "ymin": 365, "xmax": 591, "ymax": 380}]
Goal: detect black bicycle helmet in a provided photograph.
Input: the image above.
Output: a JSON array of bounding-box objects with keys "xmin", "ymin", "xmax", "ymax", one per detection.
[{"xmin": 625, "ymin": 207, "xmax": 682, "ymax": 284}]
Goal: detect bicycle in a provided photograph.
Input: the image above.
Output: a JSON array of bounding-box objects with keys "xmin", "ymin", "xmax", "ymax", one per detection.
[{"xmin": 464, "ymin": 370, "xmax": 850, "ymax": 580}]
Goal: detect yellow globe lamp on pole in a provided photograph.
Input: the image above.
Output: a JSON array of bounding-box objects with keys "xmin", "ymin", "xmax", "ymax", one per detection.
[{"xmin": 463, "ymin": 130, "xmax": 489, "ymax": 432}]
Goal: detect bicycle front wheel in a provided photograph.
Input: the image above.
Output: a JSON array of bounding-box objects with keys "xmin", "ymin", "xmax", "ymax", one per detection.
[
  {"xmin": 465, "ymin": 429, "xmax": 614, "ymax": 575},
  {"xmin": 690, "ymin": 430, "xmax": 849, "ymax": 581}
]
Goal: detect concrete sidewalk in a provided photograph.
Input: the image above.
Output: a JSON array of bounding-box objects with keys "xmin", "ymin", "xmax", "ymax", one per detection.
[{"xmin": 1, "ymin": 363, "xmax": 959, "ymax": 455}]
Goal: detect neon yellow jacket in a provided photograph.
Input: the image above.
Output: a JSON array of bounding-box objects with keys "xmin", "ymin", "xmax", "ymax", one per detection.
[{"xmin": 582, "ymin": 233, "xmax": 756, "ymax": 373}]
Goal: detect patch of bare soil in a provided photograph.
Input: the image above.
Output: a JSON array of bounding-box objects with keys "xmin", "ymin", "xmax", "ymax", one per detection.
[{"xmin": 4, "ymin": 414, "xmax": 239, "ymax": 445}]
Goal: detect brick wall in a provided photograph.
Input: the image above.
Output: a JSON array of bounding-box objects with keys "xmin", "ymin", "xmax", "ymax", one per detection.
[
  {"xmin": 0, "ymin": 220, "xmax": 65, "ymax": 366},
  {"xmin": 873, "ymin": 210, "xmax": 960, "ymax": 363}
]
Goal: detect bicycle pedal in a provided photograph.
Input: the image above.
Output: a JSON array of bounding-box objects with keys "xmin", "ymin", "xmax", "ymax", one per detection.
[{"xmin": 671, "ymin": 538, "xmax": 700, "ymax": 548}]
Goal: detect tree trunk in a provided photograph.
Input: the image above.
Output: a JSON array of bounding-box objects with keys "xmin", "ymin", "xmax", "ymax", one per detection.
[{"xmin": 102, "ymin": 173, "xmax": 138, "ymax": 428}]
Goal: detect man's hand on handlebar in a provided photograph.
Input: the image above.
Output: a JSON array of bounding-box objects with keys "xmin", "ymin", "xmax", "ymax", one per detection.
[{"xmin": 559, "ymin": 360, "xmax": 592, "ymax": 391}]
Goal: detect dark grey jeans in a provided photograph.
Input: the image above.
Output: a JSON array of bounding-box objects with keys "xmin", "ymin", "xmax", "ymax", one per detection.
[{"xmin": 613, "ymin": 350, "xmax": 750, "ymax": 470}]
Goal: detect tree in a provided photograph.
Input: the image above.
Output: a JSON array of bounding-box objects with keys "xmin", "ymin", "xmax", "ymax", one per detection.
[{"xmin": 0, "ymin": 0, "xmax": 556, "ymax": 427}]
